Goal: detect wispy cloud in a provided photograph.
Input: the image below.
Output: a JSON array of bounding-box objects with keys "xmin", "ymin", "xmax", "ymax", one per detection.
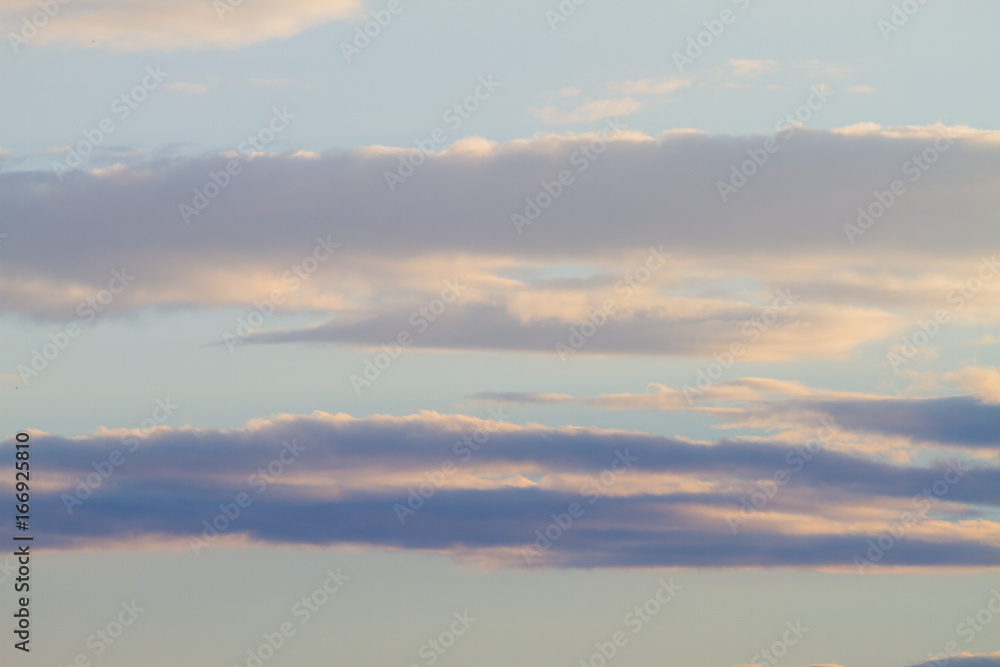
[
  {"xmin": 534, "ymin": 77, "xmax": 691, "ymax": 123},
  {"xmin": 728, "ymin": 59, "xmax": 778, "ymax": 77},
  {"xmin": 0, "ymin": 0, "xmax": 361, "ymax": 51},
  {"xmin": 533, "ymin": 97, "xmax": 646, "ymax": 123}
]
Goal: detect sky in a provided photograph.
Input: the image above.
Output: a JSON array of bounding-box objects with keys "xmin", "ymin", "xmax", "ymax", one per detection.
[{"xmin": 0, "ymin": 0, "xmax": 999, "ymax": 666}]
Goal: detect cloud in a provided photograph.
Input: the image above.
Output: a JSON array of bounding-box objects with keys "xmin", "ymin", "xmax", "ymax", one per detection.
[
  {"xmin": 945, "ymin": 366, "xmax": 1000, "ymax": 404},
  {"xmin": 8, "ymin": 125, "xmax": 996, "ymax": 266},
  {"xmin": 2, "ymin": 126, "xmax": 998, "ymax": 366},
  {"xmin": 534, "ymin": 77, "xmax": 690, "ymax": 124},
  {"xmin": 907, "ymin": 655, "xmax": 1000, "ymax": 667},
  {"xmin": 471, "ymin": 378, "xmax": 1000, "ymax": 455},
  {"xmin": 729, "ymin": 59, "xmax": 778, "ymax": 77},
  {"xmin": 533, "ymin": 97, "xmax": 646, "ymax": 124},
  {"xmin": 245, "ymin": 299, "xmax": 898, "ymax": 360},
  {"xmin": 0, "ymin": 0, "xmax": 361, "ymax": 52},
  {"xmin": 472, "ymin": 392, "xmax": 580, "ymax": 406},
  {"xmin": 805, "ymin": 396, "xmax": 1000, "ymax": 449},
  {"xmin": 2, "ymin": 411, "xmax": 998, "ymax": 569},
  {"xmin": 831, "ymin": 123, "xmax": 1000, "ymax": 141},
  {"xmin": 555, "ymin": 86, "xmax": 582, "ymax": 98}
]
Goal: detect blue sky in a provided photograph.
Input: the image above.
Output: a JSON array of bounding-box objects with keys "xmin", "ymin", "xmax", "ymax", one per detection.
[{"xmin": 1, "ymin": 1, "xmax": 999, "ymax": 666}]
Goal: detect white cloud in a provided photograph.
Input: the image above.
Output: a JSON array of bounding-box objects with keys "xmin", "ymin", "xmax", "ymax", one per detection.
[
  {"xmin": 0, "ymin": 0, "xmax": 361, "ymax": 52},
  {"xmin": 535, "ymin": 78, "xmax": 690, "ymax": 124},
  {"xmin": 945, "ymin": 366, "xmax": 1000, "ymax": 404},
  {"xmin": 533, "ymin": 97, "xmax": 645, "ymax": 124},
  {"xmin": 729, "ymin": 59, "xmax": 778, "ymax": 77}
]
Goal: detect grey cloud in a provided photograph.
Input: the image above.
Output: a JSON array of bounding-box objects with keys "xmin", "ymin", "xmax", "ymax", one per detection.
[
  {"xmin": 2, "ymin": 129, "xmax": 998, "ymax": 317},
  {"xmin": 805, "ymin": 396, "xmax": 1000, "ymax": 448},
  {"xmin": 3, "ymin": 411, "xmax": 998, "ymax": 568},
  {"xmin": 907, "ymin": 657, "xmax": 1000, "ymax": 667},
  {"xmin": 242, "ymin": 301, "xmax": 767, "ymax": 356}
]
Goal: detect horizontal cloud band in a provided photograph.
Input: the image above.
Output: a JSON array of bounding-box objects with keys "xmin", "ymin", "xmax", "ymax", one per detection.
[{"xmin": 4, "ymin": 411, "xmax": 997, "ymax": 569}]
